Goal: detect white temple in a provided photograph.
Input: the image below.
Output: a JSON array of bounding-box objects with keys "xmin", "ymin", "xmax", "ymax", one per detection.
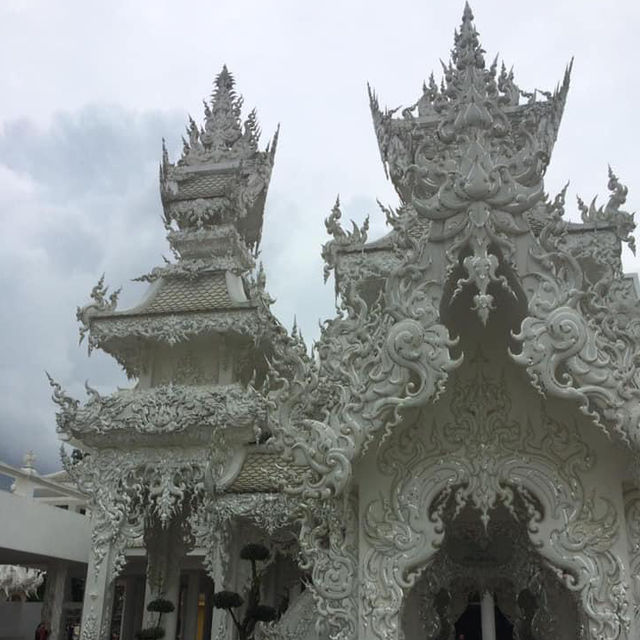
[{"xmin": 7, "ymin": 4, "xmax": 640, "ymax": 640}]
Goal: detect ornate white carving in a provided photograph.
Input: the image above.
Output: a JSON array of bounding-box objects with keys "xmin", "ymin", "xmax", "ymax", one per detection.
[
  {"xmin": 298, "ymin": 498, "xmax": 358, "ymax": 640},
  {"xmin": 363, "ymin": 366, "xmax": 630, "ymax": 640},
  {"xmin": 368, "ymin": 4, "xmax": 569, "ymax": 326},
  {"xmin": 63, "ymin": 446, "xmax": 207, "ymax": 580},
  {"xmin": 55, "ymin": 8, "xmax": 640, "ymax": 640},
  {"xmin": 322, "ymin": 197, "xmax": 369, "ymax": 282},
  {"xmin": 76, "ymin": 274, "xmax": 121, "ymax": 345},
  {"xmin": 50, "ymin": 379, "xmax": 266, "ymax": 441},
  {"xmin": 89, "ymin": 308, "xmax": 263, "ymax": 347},
  {"xmin": 0, "ymin": 565, "xmax": 44, "ymax": 600},
  {"xmin": 624, "ymin": 484, "xmax": 640, "ymax": 629},
  {"xmin": 578, "ymin": 166, "xmax": 636, "ymax": 252},
  {"xmin": 160, "ymin": 66, "xmax": 278, "ymax": 253},
  {"xmin": 511, "ymin": 189, "xmax": 640, "ymax": 448},
  {"xmin": 267, "ymin": 225, "xmax": 459, "ymax": 498}
]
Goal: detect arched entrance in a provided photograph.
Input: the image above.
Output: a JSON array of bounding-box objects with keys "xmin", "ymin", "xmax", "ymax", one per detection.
[
  {"xmin": 399, "ymin": 501, "xmax": 579, "ymax": 640},
  {"xmin": 360, "ymin": 361, "xmax": 631, "ymax": 640}
]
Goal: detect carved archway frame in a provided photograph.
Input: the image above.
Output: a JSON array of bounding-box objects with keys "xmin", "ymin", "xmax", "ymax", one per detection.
[
  {"xmin": 403, "ymin": 532, "xmax": 577, "ymax": 640},
  {"xmin": 359, "ymin": 367, "xmax": 632, "ymax": 640}
]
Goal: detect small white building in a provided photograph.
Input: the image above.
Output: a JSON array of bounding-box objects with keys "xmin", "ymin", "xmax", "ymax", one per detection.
[{"xmin": 0, "ymin": 454, "xmax": 90, "ymax": 640}]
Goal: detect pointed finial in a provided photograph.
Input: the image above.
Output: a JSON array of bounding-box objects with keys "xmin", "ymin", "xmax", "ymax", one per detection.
[
  {"xmin": 216, "ymin": 64, "xmax": 234, "ymax": 88},
  {"xmin": 462, "ymin": 2, "xmax": 473, "ymax": 23},
  {"xmin": 257, "ymin": 261, "xmax": 266, "ymax": 290},
  {"xmin": 269, "ymin": 123, "xmax": 280, "ymax": 161},
  {"xmin": 451, "ymin": 2, "xmax": 485, "ymax": 70},
  {"xmin": 367, "ymin": 82, "xmax": 380, "ymax": 112},
  {"xmin": 160, "ymin": 138, "xmax": 170, "ymax": 177},
  {"xmin": 325, "ymin": 196, "xmax": 346, "ymax": 242},
  {"xmin": 560, "ymin": 57, "xmax": 573, "ymax": 96},
  {"xmin": 22, "ymin": 451, "xmax": 37, "ymax": 473}
]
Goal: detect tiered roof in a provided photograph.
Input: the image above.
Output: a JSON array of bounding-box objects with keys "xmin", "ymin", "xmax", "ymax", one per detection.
[
  {"xmin": 73, "ymin": 67, "xmax": 280, "ymax": 378},
  {"xmin": 51, "ymin": 69, "xmax": 299, "ymax": 472},
  {"xmin": 266, "ymin": 4, "xmax": 640, "ymax": 502}
]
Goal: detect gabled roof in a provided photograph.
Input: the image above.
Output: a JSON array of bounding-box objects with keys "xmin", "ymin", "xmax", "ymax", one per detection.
[{"xmin": 264, "ymin": 4, "xmax": 640, "ymax": 500}]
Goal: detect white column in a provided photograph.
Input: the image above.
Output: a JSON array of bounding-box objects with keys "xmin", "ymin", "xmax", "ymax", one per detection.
[
  {"xmin": 120, "ymin": 575, "xmax": 144, "ymax": 640},
  {"xmin": 143, "ymin": 519, "xmax": 186, "ymax": 640},
  {"xmin": 209, "ymin": 590, "xmax": 230, "ymax": 640},
  {"xmin": 164, "ymin": 565, "xmax": 181, "ymax": 640},
  {"xmin": 80, "ymin": 537, "xmax": 117, "ymax": 640},
  {"xmin": 41, "ymin": 561, "xmax": 69, "ymax": 640},
  {"xmin": 480, "ymin": 591, "xmax": 496, "ymax": 640},
  {"xmin": 182, "ymin": 572, "xmax": 200, "ymax": 640}
]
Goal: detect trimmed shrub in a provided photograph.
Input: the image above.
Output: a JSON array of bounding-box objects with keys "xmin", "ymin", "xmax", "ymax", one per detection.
[
  {"xmin": 147, "ymin": 598, "xmax": 175, "ymax": 614},
  {"xmin": 249, "ymin": 605, "xmax": 277, "ymax": 622},
  {"xmin": 240, "ymin": 543, "xmax": 270, "ymax": 562},
  {"xmin": 212, "ymin": 590, "xmax": 244, "ymax": 609}
]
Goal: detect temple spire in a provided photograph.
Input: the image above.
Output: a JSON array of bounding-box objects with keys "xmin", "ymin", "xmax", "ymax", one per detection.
[
  {"xmin": 160, "ymin": 67, "xmax": 277, "ymax": 256},
  {"xmin": 451, "ymin": 3, "xmax": 485, "ymax": 71},
  {"xmin": 202, "ymin": 65, "xmax": 244, "ymax": 152}
]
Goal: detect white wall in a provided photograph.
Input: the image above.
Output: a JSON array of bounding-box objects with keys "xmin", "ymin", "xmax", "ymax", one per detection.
[
  {"xmin": 0, "ymin": 602, "xmax": 42, "ymax": 640},
  {"xmin": 0, "ymin": 492, "xmax": 90, "ymax": 563}
]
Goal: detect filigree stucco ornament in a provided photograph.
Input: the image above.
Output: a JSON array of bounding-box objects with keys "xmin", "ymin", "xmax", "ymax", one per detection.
[
  {"xmin": 322, "ymin": 197, "xmax": 369, "ymax": 284},
  {"xmin": 266, "ymin": 209, "xmax": 459, "ymax": 499},
  {"xmin": 63, "ymin": 446, "xmax": 208, "ymax": 581},
  {"xmin": 406, "ymin": 523, "xmax": 572, "ymax": 640},
  {"xmin": 362, "ymin": 366, "xmax": 630, "ymax": 640},
  {"xmin": 511, "ymin": 175, "xmax": 640, "ymax": 448},
  {"xmin": 578, "ymin": 166, "xmax": 636, "ymax": 253},
  {"xmin": 49, "ymin": 377, "xmax": 266, "ymax": 443},
  {"xmin": 190, "ymin": 492, "xmax": 299, "ymax": 604},
  {"xmin": 52, "ymin": 7, "xmax": 640, "ymax": 640},
  {"xmin": 263, "ymin": 5, "xmax": 583, "ymax": 501},
  {"xmin": 298, "ymin": 497, "xmax": 358, "ymax": 640},
  {"xmin": 0, "ymin": 565, "xmax": 45, "ymax": 600},
  {"xmin": 160, "ymin": 66, "xmax": 278, "ymax": 253},
  {"xmin": 369, "ymin": 4, "xmax": 570, "ymax": 325},
  {"xmin": 76, "ymin": 274, "xmax": 121, "ymax": 345},
  {"xmin": 92, "ymin": 309, "xmax": 261, "ymax": 347}
]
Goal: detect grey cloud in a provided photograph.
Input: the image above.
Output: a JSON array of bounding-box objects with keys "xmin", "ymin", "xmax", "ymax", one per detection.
[{"xmin": 0, "ymin": 106, "xmax": 186, "ymax": 471}]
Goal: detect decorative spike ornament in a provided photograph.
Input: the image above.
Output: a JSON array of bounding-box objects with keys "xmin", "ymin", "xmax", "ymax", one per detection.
[
  {"xmin": 160, "ymin": 66, "xmax": 277, "ymax": 254},
  {"xmin": 368, "ymin": 4, "xmax": 571, "ymax": 324}
]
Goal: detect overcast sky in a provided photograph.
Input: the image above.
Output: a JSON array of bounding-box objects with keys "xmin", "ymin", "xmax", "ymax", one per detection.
[{"xmin": 0, "ymin": 0, "xmax": 638, "ymax": 472}]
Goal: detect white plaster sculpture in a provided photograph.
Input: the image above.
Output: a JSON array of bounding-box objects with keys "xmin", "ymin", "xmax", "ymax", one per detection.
[
  {"xmin": 50, "ymin": 5, "xmax": 640, "ymax": 640},
  {"xmin": 0, "ymin": 565, "xmax": 44, "ymax": 601}
]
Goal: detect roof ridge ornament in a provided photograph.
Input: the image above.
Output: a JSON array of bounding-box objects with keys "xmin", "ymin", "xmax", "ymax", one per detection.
[
  {"xmin": 452, "ymin": 2, "xmax": 485, "ymax": 72},
  {"xmin": 369, "ymin": 3, "xmax": 572, "ymax": 324},
  {"xmin": 76, "ymin": 274, "xmax": 121, "ymax": 347},
  {"xmin": 160, "ymin": 66, "xmax": 278, "ymax": 255},
  {"xmin": 577, "ymin": 166, "xmax": 636, "ymax": 253},
  {"xmin": 178, "ymin": 65, "xmax": 258, "ymax": 165}
]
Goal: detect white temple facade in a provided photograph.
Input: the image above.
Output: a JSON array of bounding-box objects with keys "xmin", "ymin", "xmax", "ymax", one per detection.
[{"xmin": 44, "ymin": 5, "xmax": 640, "ymax": 640}]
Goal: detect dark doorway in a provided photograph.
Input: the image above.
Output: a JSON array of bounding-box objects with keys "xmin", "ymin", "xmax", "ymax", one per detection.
[
  {"xmin": 454, "ymin": 600, "xmax": 514, "ymax": 640},
  {"xmin": 495, "ymin": 605, "xmax": 514, "ymax": 639},
  {"xmin": 454, "ymin": 602, "xmax": 481, "ymax": 640}
]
